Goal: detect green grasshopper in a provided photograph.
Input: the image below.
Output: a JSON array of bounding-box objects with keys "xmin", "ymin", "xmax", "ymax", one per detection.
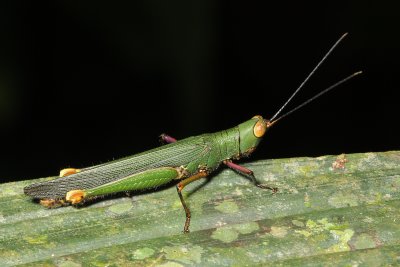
[{"xmin": 24, "ymin": 33, "xmax": 361, "ymax": 233}]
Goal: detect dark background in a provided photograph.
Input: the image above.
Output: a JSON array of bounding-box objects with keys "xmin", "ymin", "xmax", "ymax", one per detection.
[{"xmin": 1, "ymin": 1, "xmax": 399, "ymax": 183}]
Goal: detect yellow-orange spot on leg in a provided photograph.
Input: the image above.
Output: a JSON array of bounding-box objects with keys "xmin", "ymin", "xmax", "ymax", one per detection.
[
  {"xmin": 60, "ymin": 168, "xmax": 81, "ymax": 177},
  {"xmin": 66, "ymin": 190, "xmax": 86, "ymax": 204},
  {"xmin": 40, "ymin": 199, "xmax": 66, "ymax": 208}
]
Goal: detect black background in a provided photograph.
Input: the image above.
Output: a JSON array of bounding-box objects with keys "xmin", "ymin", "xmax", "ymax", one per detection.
[{"xmin": 1, "ymin": 1, "xmax": 399, "ymax": 183}]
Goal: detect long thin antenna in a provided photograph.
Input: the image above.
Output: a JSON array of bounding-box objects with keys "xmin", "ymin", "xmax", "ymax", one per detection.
[
  {"xmin": 270, "ymin": 32, "xmax": 349, "ymax": 121},
  {"xmin": 268, "ymin": 71, "xmax": 362, "ymax": 126}
]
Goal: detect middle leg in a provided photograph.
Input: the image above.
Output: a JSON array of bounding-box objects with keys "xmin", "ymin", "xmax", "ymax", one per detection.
[{"xmin": 176, "ymin": 171, "xmax": 208, "ymax": 233}]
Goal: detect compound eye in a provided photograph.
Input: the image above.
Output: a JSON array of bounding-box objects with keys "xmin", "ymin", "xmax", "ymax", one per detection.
[{"xmin": 254, "ymin": 120, "xmax": 267, "ymax": 138}]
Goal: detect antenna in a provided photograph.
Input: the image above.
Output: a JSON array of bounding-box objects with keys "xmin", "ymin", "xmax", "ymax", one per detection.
[
  {"xmin": 270, "ymin": 33, "xmax": 349, "ymax": 122},
  {"xmin": 268, "ymin": 71, "xmax": 362, "ymax": 126}
]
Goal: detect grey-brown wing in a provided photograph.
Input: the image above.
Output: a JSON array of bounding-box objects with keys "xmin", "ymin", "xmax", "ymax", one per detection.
[{"xmin": 24, "ymin": 135, "xmax": 210, "ymax": 199}]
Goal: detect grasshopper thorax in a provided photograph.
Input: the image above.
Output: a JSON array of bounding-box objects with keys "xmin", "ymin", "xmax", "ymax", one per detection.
[{"xmin": 238, "ymin": 115, "xmax": 272, "ymax": 156}]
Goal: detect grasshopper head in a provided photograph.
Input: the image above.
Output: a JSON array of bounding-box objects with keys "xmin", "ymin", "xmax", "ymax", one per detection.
[{"xmin": 238, "ymin": 115, "xmax": 275, "ymax": 156}]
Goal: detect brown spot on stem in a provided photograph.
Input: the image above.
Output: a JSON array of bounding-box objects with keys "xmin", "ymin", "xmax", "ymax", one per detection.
[{"xmin": 332, "ymin": 154, "xmax": 348, "ymax": 170}]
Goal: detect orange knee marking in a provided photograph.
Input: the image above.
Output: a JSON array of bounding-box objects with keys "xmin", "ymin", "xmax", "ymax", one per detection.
[
  {"xmin": 59, "ymin": 168, "xmax": 81, "ymax": 177},
  {"xmin": 66, "ymin": 190, "xmax": 86, "ymax": 204},
  {"xmin": 178, "ymin": 171, "xmax": 208, "ymax": 192}
]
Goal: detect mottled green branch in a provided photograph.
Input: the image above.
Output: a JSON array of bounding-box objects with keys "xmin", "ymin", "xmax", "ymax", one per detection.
[{"xmin": 1, "ymin": 151, "xmax": 400, "ymax": 266}]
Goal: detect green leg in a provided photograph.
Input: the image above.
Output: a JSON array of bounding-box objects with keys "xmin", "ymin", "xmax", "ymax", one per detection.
[{"xmin": 66, "ymin": 167, "xmax": 185, "ymax": 204}]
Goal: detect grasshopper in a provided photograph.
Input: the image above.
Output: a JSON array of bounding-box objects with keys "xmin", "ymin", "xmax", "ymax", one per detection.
[{"xmin": 24, "ymin": 33, "xmax": 361, "ymax": 233}]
